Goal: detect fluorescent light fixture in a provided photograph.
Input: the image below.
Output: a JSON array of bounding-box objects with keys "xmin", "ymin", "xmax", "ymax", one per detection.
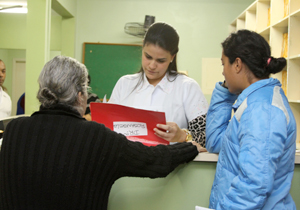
[{"xmin": 0, "ymin": 5, "xmax": 27, "ymax": 13}]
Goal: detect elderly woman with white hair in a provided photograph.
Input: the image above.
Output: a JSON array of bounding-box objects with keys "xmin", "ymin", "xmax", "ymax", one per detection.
[{"xmin": 0, "ymin": 55, "xmax": 205, "ymax": 210}]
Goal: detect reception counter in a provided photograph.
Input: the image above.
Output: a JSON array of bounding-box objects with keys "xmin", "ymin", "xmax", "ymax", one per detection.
[{"xmin": 108, "ymin": 152, "xmax": 300, "ymax": 210}]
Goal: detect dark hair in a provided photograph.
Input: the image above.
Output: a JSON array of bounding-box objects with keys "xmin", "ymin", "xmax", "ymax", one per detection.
[
  {"xmin": 143, "ymin": 22, "xmax": 179, "ymax": 72},
  {"xmin": 135, "ymin": 22, "xmax": 182, "ymax": 89},
  {"xmin": 222, "ymin": 29, "xmax": 286, "ymax": 79}
]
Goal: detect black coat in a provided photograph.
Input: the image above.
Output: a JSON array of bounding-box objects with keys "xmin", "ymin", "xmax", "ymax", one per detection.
[{"xmin": 0, "ymin": 105, "xmax": 198, "ymax": 210}]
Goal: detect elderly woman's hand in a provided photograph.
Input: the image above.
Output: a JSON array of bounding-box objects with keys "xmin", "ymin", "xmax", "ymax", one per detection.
[
  {"xmin": 83, "ymin": 113, "xmax": 92, "ymax": 121},
  {"xmin": 191, "ymin": 141, "xmax": 207, "ymax": 153},
  {"xmin": 154, "ymin": 122, "xmax": 187, "ymax": 142}
]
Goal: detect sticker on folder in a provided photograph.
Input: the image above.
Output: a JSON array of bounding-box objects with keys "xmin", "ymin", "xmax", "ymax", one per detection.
[
  {"xmin": 113, "ymin": 122, "xmax": 148, "ymax": 136},
  {"xmin": 90, "ymin": 103, "xmax": 169, "ymax": 146}
]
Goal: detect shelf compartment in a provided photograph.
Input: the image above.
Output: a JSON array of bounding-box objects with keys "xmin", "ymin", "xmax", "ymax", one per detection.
[
  {"xmin": 287, "ymin": 58, "xmax": 300, "ymax": 101},
  {"xmin": 273, "ymin": 16, "xmax": 289, "ymax": 27},
  {"xmin": 289, "ymin": 55, "xmax": 300, "ymax": 60},
  {"xmin": 289, "ymin": 11, "xmax": 300, "ymax": 57},
  {"xmin": 282, "ymin": 69, "xmax": 287, "ymax": 95},
  {"xmin": 230, "ymin": 20, "xmax": 237, "ymax": 33},
  {"xmin": 270, "ymin": 0, "xmax": 287, "ymax": 25},
  {"xmin": 257, "ymin": 0, "xmax": 271, "ymax": 31},
  {"xmin": 245, "ymin": 2, "xmax": 257, "ymax": 31},
  {"xmin": 270, "ymin": 18, "xmax": 288, "ymax": 58},
  {"xmin": 284, "ymin": 0, "xmax": 289, "ymax": 17},
  {"xmin": 236, "ymin": 14, "xmax": 246, "ymax": 30},
  {"xmin": 290, "ymin": 0, "xmax": 300, "ymax": 15},
  {"xmin": 245, "ymin": 10, "xmax": 257, "ymax": 31},
  {"xmin": 259, "ymin": 27, "xmax": 270, "ymax": 43}
]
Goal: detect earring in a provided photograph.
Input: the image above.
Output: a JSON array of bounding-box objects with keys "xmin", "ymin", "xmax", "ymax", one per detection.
[{"xmin": 170, "ymin": 60, "xmax": 173, "ymax": 63}]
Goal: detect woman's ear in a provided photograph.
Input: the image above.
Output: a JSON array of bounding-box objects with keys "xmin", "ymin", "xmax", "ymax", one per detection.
[
  {"xmin": 234, "ymin": 57, "xmax": 243, "ymax": 73},
  {"xmin": 77, "ymin": 92, "xmax": 84, "ymax": 104}
]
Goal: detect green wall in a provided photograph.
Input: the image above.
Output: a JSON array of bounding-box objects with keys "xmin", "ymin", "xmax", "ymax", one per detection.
[
  {"xmin": 0, "ymin": 13, "xmax": 63, "ymax": 51},
  {"xmin": 51, "ymin": 14, "xmax": 62, "ymax": 51},
  {"xmin": 108, "ymin": 162, "xmax": 300, "ymax": 210},
  {"xmin": 0, "ymin": 50, "xmax": 8, "ymax": 65},
  {"xmin": 0, "ymin": 14, "xmax": 27, "ymax": 50}
]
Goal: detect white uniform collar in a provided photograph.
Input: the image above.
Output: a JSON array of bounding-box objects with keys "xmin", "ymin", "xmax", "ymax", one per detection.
[{"xmin": 137, "ymin": 72, "xmax": 176, "ymax": 94}]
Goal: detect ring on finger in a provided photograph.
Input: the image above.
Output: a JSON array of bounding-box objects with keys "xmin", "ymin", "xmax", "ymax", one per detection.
[{"xmin": 166, "ymin": 130, "xmax": 170, "ymax": 133}]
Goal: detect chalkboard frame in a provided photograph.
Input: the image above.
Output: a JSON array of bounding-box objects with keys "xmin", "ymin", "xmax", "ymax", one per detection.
[{"xmin": 82, "ymin": 42, "xmax": 142, "ymax": 100}]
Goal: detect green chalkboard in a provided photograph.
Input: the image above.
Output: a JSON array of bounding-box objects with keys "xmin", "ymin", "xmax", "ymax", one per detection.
[{"xmin": 83, "ymin": 43, "xmax": 142, "ymax": 99}]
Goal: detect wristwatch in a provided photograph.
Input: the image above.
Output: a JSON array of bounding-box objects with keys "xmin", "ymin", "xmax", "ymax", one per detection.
[{"xmin": 182, "ymin": 129, "xmax": 193, "ymax": 142}]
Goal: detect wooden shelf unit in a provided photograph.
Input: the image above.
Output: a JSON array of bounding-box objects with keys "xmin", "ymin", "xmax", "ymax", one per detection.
[{"xmin": 230, "ymin": 0, "xmax": 300, "ymax": 143}]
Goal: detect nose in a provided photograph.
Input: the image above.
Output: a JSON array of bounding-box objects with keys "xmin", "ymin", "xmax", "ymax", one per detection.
[{"xmin": 149, "ymin": 60, "xmax": 157, "ymax": 70}]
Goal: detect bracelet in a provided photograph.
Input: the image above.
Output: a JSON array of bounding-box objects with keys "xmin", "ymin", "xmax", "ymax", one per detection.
[{"xmin": 182, "ymin": 129, "xmax": 193, "ymax": 142}]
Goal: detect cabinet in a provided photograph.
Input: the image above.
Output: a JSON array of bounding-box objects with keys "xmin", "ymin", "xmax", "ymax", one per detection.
[{"xmin": 230, "ymin": 0, "xmax": 300, "ymax": 144}]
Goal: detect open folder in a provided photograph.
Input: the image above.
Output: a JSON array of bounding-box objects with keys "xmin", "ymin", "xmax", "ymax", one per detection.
[{"xmin": 90, "ymin": 103, "xmax": 169, "ymax": 146}]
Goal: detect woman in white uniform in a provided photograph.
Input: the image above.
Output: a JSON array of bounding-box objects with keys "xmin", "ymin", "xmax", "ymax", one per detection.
[
  {"xmin": 109, "ymin": 22, "xmax": 208, "ymax": 146},
  {"xmin": 0, "ymin": 59, "xmax": 12, "ymax": 119}
]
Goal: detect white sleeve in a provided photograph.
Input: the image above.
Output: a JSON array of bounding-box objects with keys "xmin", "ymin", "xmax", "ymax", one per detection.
[
  {"xmin": 183, "ymin": 79, "xmax": 209, "ymax": 122},
  {"xmin": 108, "ymin": 77, "xmax": 123, "ymax": 104}
]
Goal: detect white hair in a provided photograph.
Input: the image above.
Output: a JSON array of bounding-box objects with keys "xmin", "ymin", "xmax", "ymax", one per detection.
[{"xmin": 37, "ymin": 55, "xmax": 88, "ymax": 115}]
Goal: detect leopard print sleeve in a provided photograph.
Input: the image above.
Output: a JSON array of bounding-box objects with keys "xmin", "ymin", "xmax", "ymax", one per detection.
[{"xmin": 188, "ymin": 114, "xmax": 206, "ymax": 147}]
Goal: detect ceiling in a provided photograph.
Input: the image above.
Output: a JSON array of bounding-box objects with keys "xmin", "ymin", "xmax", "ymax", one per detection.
[
  {"xmin": 0, "ymin": 0, "xmax": 27, "ymax": 13},
  {"xmin": 0, "ymin": 0, "xmax": 27, "ymax": 4},
  {"xmin": 0, "ymin": 0, "xmax": 27, "ymax": 8},
  {"xmin": 0, "ymin": 0, "xmax": 61, "ymax": 16}
]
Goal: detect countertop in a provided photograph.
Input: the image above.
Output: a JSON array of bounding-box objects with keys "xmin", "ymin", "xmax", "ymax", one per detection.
[{"xmin": 194, "ymin": 152, "xmax": 300, "ymax": 164}]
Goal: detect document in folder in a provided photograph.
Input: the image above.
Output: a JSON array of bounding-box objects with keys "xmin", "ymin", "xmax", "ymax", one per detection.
[{"xmin": 90, "ymin": 103, "xmax": 169, "ymax": 146}]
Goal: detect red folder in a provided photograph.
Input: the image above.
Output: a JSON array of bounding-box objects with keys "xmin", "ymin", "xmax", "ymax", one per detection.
[{"xmin": 90, "ymin": 103, "xmax": 169, "ymax": 146}]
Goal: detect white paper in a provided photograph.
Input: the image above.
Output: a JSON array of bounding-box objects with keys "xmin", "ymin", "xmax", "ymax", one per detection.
[
  {"xmin": 113, "ymin": 121, "xmax": 148, "ymax": 136},
  {"xmin": 103, "ymin": 94, "xmax": 107, "ymax": 103}
]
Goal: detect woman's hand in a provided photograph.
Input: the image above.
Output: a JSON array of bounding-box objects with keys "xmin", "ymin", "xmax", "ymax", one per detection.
[
  {"xmin": 83, "ymin": 113, "xmax": 92, "ymax": 121},
  {"xmin": 154, "ymin": 122, "xmax": 186, "ymax": 142},
  {"xmin": 191, "ymin": 141, "xmax": 207, "ymax": 153}
]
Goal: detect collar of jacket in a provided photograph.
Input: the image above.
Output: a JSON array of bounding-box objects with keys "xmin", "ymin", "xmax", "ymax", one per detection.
[
  {"xmin": 233, "ymin": 78, "xmax": 281, "ymax": 109},
  {"xmin": 32, "ymin": 104, "xmax": 83, "ymax": 119}
]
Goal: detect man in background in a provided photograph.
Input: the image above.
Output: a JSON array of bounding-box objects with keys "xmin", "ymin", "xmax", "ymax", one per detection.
[{"xmin": 0, "ymin": 59, "xmax": 12, "ymax": 119}]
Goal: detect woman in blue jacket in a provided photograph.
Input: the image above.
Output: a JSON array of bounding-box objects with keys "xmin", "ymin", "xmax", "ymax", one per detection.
[{"xmin": 206, "ymin": 29, "xmax": 296, "ymax": 209}]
